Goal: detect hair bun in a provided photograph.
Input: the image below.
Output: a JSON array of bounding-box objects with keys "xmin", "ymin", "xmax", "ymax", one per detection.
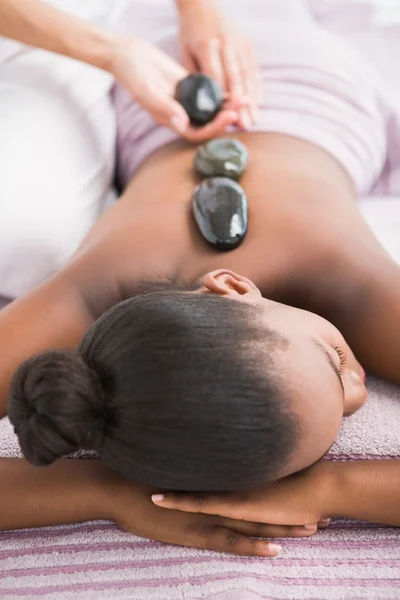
[{"xmin": 8, "ymin": 350, "xmax": 106, "ymax": 466}]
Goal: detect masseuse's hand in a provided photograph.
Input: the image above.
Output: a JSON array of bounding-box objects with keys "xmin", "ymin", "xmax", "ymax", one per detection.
[
  {"xmin": 178, "ymin": 0, "xmax": 261, "ymax": 129},
  {"xmin": 152, "ymin": 462, "xmax": 334, "ymax": 530},
  {"xmin": 110, "ymin": 36, "xmax": 239, "ymax": 142},
  {"xmin": 105, "ymin": 472, "xmax": 320, "ymax": 557}
]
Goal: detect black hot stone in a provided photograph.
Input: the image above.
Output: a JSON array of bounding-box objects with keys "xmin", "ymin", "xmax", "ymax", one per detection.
[
  {"xmin": 175, "ymin": 74, "xmax": 223, "ymax": 126},
  {"xmin": 192, "ymin": 177, "xmax": 248, "ymax": 251},
  {"xmin": 194, "ymin": 138, "xmax": 249, "ymax": 179}
]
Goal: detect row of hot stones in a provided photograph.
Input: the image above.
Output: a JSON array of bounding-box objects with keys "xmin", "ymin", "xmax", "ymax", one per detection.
[
  {"xmin": 193, "ymin": 138, "xmax": 248, "ymax": 251},
  {"xmin": 175, "ymin": 73, "xmax": 249, "ymax": 251}
]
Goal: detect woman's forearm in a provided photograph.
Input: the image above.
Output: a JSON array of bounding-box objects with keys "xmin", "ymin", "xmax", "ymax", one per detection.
[
  {"xmin": 328, "ymin": 460, "xmax": 400, "ymax": 526},
  {"xmin": 0, "ymin": 457, "xmax": 113, "ymax": 531},
  {"xmin": 0, "ymin": 0, "xmax": 116, "ymax": 71}
]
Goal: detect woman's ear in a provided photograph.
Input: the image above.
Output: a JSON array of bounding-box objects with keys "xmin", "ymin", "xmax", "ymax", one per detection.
[
  {"xmin": 201, "ymin": 270, "xmax": 262, "ymax": 299},
  {"xmin": 342, "ymin": 370, "xmax": 368, "ymax": 417}
]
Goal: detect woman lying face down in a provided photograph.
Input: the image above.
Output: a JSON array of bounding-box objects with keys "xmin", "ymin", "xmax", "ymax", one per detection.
[{"xmin": 8, "ymin": 270, "xmax": 367, "ymax": 492}]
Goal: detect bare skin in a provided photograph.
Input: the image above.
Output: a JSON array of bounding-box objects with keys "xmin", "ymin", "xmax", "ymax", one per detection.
[{"xmin": 1, "ymin": 132, "xmax": 400, "ymax": 552}]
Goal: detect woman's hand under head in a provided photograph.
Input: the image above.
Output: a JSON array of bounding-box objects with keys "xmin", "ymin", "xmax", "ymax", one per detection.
[
  {"xmin": 152, "ymin": 458, "xmax": 400, "ymax": 532},
  {"xmin": 103, "ymin": 466, "xmax": 328, "ymax": 557},
  {"xmin": 151, "ymin": 460, "xmax": 334, "ymax": 527}
]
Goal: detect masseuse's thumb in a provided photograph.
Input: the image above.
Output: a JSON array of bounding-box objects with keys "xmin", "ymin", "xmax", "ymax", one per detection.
[{"xmin": 140, "ymin": 87, "xmax": 190, "ymax": 135}]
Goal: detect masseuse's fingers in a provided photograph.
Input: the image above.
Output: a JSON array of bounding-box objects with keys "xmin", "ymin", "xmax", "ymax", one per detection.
[
  {"xmin": 240, "ymin": 38, "xmax": 261, "ymax": 124},
  {"xmin": 233, "ymin": 36, "xmax": 261, "ymax": 128},
  {"xmin": 222, "ymin": 41, "xmax": 243, "ymax": 103},
  {"xmin": 195, "ymin": 38, "xmax": 225, "ymax": 90},
  {"xmin": 136, "ymin": 85, "xmax": 190, "ymax": 134},
  {"xmin": 237, "ymin": 51, "xmax": 252, "ymax": 130},
  {"xmin": 135, "ymin": 79, "xmax": 238, "ymax": 141},
  {"xmin": 143, "ymin": 85, "xmax": 240, "ymax": 141},
  {"xmin": 182, "ymin": 47, "xmax": 197, "ymax": 74},
  {"xmin": 140, "ymin": 87, "xmax": 239, "ymax": 142},
  {"xmin": 182, "ymin": 110, "xmax": 239, "ymax": 143},
  {"xmin": 220, "ymin": 40, "xmax": 253, "ymax": 130},
  {"xmin": 248, "ymin": 39, "xmax": 263, "ymax": 107}
]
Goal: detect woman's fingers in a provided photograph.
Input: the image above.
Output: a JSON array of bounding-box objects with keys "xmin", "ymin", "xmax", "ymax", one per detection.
[
  {"xmin": 194, "ymin": 525, "xmax": 282, "ymax": 557},
  {"xmin": 187, "ymin": 518, "xmax": 322, "ymax": 557},
  {"xmin": 317, "ymin": 518, "xmax": 332, "ymax": 529},
  {"xmin": 153, "ymin": 491, "xmax": 244, "ymax": 518},
  {"xmin": 152, "ymin": 492, "xmax": 332, "ymax": 529},
  {"xmin": 226, "ymin": 519, "xmax": 319, "ymax": 539}
]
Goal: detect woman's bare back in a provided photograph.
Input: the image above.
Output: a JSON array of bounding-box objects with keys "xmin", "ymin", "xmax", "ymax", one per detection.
[
  {"xmin": 72, "ymin": 132, "xmax": 400, "ymax": 382},
  {"xmin": 75, "ymin": 133, "xmax": 386, "ymax": 302}
]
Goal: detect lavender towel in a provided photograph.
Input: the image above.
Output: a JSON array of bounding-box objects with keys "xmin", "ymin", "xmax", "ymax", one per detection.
[{"xmin": 1, "ymin": 1, "xmax": 400, "ymax": 598}]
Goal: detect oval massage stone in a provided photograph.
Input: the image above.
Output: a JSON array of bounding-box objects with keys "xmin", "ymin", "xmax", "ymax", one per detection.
[
  {"xmin": 175, "ymin": 74, "xmax": 223, "ymax": 127},
  {"xmin": 192, "ymin": 177, "xmax": 248, "ymax": 251},
  {"xmin": 194, "ymin": 138, "xmax": 249, "ymax": 179}
]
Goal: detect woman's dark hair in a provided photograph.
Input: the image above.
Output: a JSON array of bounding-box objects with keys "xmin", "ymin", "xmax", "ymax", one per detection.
[{"xmin": 8, "ymin": 285, "xmax": 299, "ymax": 491}]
